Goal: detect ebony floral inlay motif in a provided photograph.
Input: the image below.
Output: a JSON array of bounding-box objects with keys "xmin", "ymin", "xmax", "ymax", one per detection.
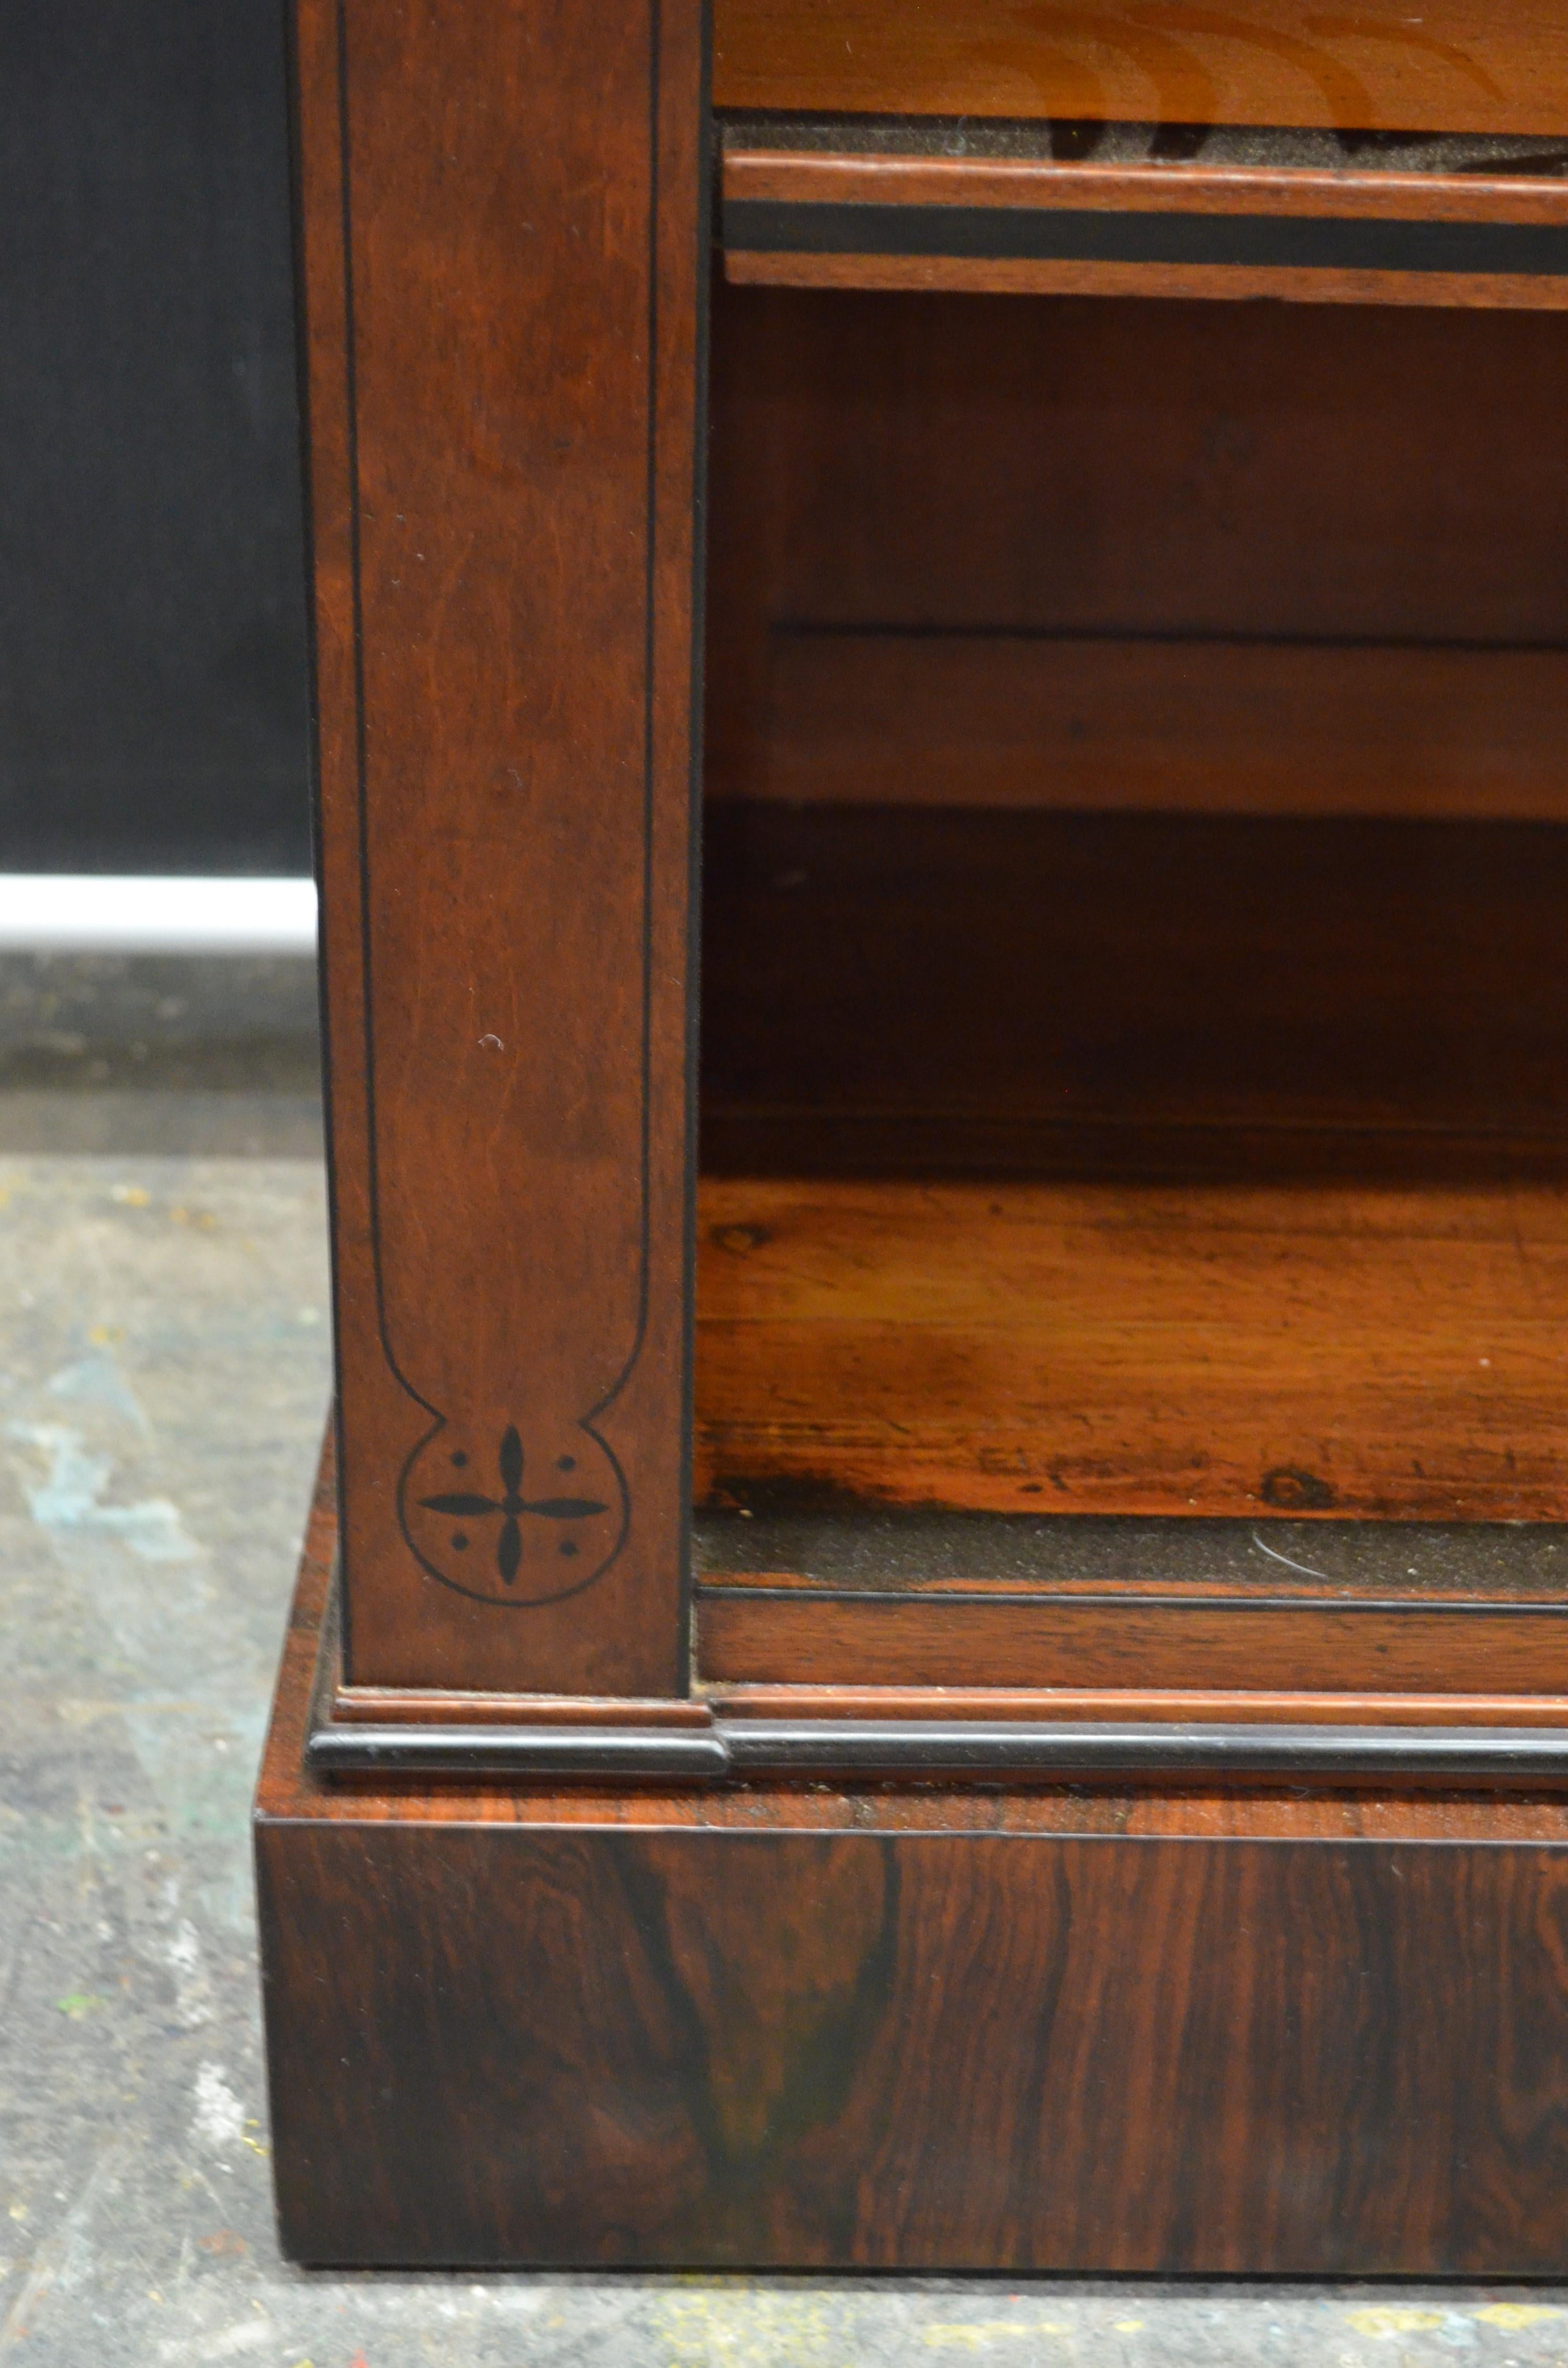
[{"xmin": 419, "ymin": 1424, "xmax": 608, "ymax": 1588}]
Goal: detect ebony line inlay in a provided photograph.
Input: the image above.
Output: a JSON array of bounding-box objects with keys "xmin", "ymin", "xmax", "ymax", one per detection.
[{"xmin": 724, "ymin": 198, "xmax": 1568, "ymax": 275}]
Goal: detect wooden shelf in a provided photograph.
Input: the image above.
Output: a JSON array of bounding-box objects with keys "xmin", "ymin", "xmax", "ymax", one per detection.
[
  {"xmin": 692, "ymin": 1138, "xmax": 1568, "ymax": 1690},
  {"xmin": 721, "ymin": 138, "xmax": 1568, "ymax": 306},
  {"xmin": 696, "ymin": 804, "xmax": 1568, "ymax": 1620},
  {"xmin": 713, "ymin": 0, "xmax": 1568, "ymax": 139},
  {"xmin": 694, "ymin": 1169, "xmax": 1568, "ymax": 1528}
]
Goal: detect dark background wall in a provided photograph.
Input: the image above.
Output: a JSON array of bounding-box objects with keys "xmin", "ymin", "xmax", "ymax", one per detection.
[{"xmin": 0, "ymin": 2, "xmax": 311, "ymax": 874}]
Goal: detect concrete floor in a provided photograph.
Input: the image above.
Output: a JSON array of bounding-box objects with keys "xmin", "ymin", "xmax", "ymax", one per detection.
[{"xmin": 5, "ymin": 955, "xmax": 1568, "ymax": 2366}]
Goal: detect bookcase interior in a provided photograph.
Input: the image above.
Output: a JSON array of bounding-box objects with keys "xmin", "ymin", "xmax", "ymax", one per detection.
[{"xmin": 695, "ymin": 280, "xmax": 1568, "ymax": 1550}]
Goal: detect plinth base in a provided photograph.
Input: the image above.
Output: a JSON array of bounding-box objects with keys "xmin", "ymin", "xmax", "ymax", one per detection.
[{"xmin": 257, "ymin": 1463, "xmax": 1568, "ymax": 2271}]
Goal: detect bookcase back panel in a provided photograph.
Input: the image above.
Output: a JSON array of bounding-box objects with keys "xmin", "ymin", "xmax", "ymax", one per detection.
[
  {"xmin": 699, "ymin": 805, "xmax": 1568, "ymax": 1153},
  {"xmin": 707, "ymin": 284, "xmax": 1568, "ymax": 821}
]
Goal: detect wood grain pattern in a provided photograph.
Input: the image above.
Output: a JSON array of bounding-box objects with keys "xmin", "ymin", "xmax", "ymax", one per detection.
[
  {"xmin": 259, "ymin": 1487, "xmax": 1568, "ymax": 2270},
  {"xmin": 260, "ymin": 1816, "xmax": 1568, "ymax": 2268},
  {"xmin": 295, "ymin": 0, "xmax": 705, "ymax": 1690},
  {"xmin": 693, "ymin": 1173, "xmax": 1568, "ymax": 1523},
  {"xmin": 713, "ymin": 0, "xmax": 1568, "ymax": 136}
]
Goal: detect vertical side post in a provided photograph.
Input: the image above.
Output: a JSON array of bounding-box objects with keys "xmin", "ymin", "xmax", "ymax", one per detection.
[{"xmin": 292, "ymin": 0, "xmax": 707, "ymax": 1693}]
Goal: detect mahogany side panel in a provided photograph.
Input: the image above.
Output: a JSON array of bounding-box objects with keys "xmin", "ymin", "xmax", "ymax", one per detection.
[{"xmin": 294, "ymin": 0, "xmax": 706, "ymax": 1691}]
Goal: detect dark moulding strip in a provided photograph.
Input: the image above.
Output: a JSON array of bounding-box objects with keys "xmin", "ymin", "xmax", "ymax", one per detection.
[
  {"xmin": 723, "ymin": 199, "xmax": 1568, "ymax": 276},
  {"xmin": 306, "ymin": 1714, "xmax": 1568, "ymax": 1786}
]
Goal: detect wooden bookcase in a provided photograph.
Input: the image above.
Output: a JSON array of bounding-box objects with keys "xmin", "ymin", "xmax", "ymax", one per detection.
[{"xmin": 257, "ymin": 0, "xmax": 1568, "ymax": 2269}]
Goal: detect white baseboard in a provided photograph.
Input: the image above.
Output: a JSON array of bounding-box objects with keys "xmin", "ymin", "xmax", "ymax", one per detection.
[{"xmin": 0, "ymin": 876, "xmax": 318, "ymax": 956}]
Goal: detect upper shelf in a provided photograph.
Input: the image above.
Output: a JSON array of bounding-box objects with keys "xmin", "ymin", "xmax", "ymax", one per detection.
[
  {"xmin": 719, "ymin": 122, "xmax": 1568, "ymax": 306},
  {"xmin": 713, "ymin": 0, "xmax": 1568, "ymax": 139}
]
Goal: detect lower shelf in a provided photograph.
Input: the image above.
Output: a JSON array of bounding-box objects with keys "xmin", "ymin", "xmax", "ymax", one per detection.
[
  {"xmin": 260, "ymin": 1467, "xmax": 1568, "ymax": 2270},
  {"xmin": 695, "ymin": 1172, "xmax": 1568, "ymax": 1525}
]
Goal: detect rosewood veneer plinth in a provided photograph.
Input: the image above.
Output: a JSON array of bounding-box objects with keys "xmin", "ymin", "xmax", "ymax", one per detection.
[
  {"xmin": 262, "ymin": 1457, "xmax": 1568, "ymax": 2272},
  {"xmin": 262, "ymin": 0, "xmax": 1568, "ymax": 2271}
]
